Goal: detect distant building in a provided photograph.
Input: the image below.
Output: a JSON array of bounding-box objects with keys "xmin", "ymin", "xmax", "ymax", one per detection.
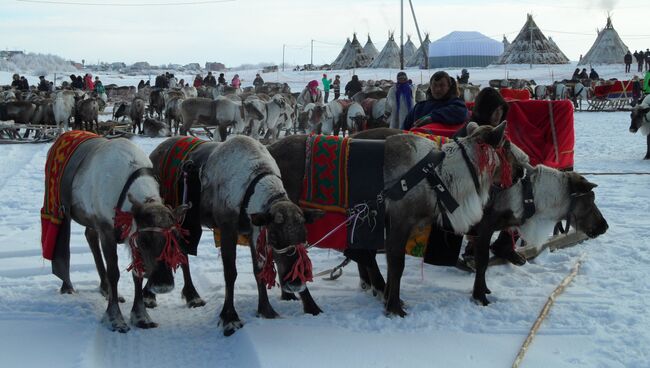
[
  {"xmin": 205, "ymin": 62, "xmax": 226, "ymax": 71},
  {"xmin": 110, "ymin": 62, "xmax": 126, "ymax": 70},
  {"xmin": 70, "ymin": 61, "xmax": 84, "ymax": 70},
  {"xmin": 0, "ymin": 50, "xmax": 24, "ymax": 60},
  {"xmin": 131, "ymin": 61, "xmax": 151, "ymax": 70},
  {"xmin": 184, "ymin": 63, "xmax": 201, "ymax": 70}
]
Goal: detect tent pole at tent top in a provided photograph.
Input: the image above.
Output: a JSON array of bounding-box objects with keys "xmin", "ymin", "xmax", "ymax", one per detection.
[
  {"xmin": 408, "ymin": 0, "xmax": 427, "ymax": 69},
  {"xmin": 529, "ymin": 22, "xmax": 533, "ymax": 69},
  {"xmin": 400, "ymin": 0, "xmax": 404, "ymax": 70}
]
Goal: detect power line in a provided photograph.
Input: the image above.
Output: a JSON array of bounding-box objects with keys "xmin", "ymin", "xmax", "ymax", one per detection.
[{"xmin": 16, "ymin": 0, "xmax": 235, "ymax": 6}]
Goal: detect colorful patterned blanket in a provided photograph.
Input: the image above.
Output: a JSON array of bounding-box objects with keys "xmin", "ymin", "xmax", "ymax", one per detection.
[
  {"xmin": 41, "ymin": 130, "xmax": 100, "ymax": 260},
  {"xmin": 300, "ymin": 135, "xmax": 350, "ymax": 213},
  {"xmin": 157, "ymin": 136, "xmax": 206, "ymax": 208}
]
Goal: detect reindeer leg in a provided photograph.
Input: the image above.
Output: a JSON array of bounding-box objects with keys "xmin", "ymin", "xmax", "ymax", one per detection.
[
  {"xmin": 130, "ymin": 273, "xmax": 158, "ymax": 328},
  {"xmin": 248, "ymin": 241, "xmax": 279, "ymax": 318},
  {"xmin": 98, "ymin": 231, "xmax": 129, "ymax": 333},
  {"xmin": 384, "ymin": 223, "xmax": 410, "ymax": 317},
  {"xmin": 472, "ymin": 226, "xmax": 493, "ymax": 306},
  {"xmin": 142, "ymin": 279, "xmax": 158, "ymax": 308},
  {"xmin": 181, "ymin": 262, "xmax": 206, "ymax": 308},
  {"xmin": 645, "ymin": 135, "xmax": 650, "ymax": 160},
  {"xmin": 86, "ymin": 227, "xmax": 125, "ymax": 303},
  {"xmin": 218, "ymin": 223, "xmax": 242, "ymax": 336},
  {"xmin": 299, "ymin": 288, "xmax": 322, "ymax": 315}
]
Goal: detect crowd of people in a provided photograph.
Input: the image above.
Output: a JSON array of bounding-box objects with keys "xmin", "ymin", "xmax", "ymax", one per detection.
[{"xmin": 625, "ymin": 49, "xmax": 650, "ymax": 73}]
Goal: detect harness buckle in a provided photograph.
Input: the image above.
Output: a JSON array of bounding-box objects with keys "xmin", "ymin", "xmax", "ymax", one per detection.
[
  {"xmin": 376, "ymin": 191, "xmax": 384, "ymax": 204},
  {"xmin": 436, "ymin": 184, "xmax": 445, "ymax": 192},
  {"xmin": 400, "ymin": 179, "xmax": 408, "ymax": 192},
  {"xmin": 524, "ymin": 199, "xmax": 534, "ymax": 204}
]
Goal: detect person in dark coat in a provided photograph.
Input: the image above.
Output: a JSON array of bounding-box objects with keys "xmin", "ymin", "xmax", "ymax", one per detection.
[
  {"xmin": 37, "ymin": 76, "xmax": 50, "ymax": 92},
  {"xmin": 571, "ymin": 68, "xmax": 581, "ymax": 81},
  {"xmin": 332, "ymin": 75, "xmax": 341, "ymax": 100},
  {"xmin": 589, "ymin": 68, "xmax": 600, "ymax": 80},
  {"xmin": 632, "ymin": 75, "xmax": 642, "ymax": 107},
  {"xmin": 253, "ymin": 73, "xmax": 264, "ymax": 88},
  {"xmin": 20, "ymin": 76, "xmax": 29, "ymax": 90},
  {"xmin": 402, "ymin": 71, "xmax": 468, "ymax": 130},
  {"xmin": 624, "ymin": 51, "xmax": 633, "ymax": 73},
  {"xmin": 457, "ymin": 68, "xmax": 470, "ymax": 84},
  {"xmin": 645, "ymin": 49, "xmax": 650, "ymax": 72},
  {"xmin": 217, "ymin": 73, "xmax": 226, "ymax": 86},
  {"xmin": 72, "ymin": 76, "xmax": 84, "ymax": 89},
  {"xmin": 10, "ymin": 74, "xmax": 21, "ymax": 89},
  {"xmin": 344, "ymin": 75, "xmax": 362, "ymax": 98},
  {"xmin": 578, "ymin": 68, "xmax": 588, "ymax": 79},
  {"xmin": 635, "ymin": 50, "xmax": 645, "ymax": 72}
]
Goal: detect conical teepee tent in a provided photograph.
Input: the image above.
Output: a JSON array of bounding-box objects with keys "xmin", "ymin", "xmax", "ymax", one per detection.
[
  {"xmin": 369, "ymin": 32, "xmax": 401, "ymax": 68},
  {"xmin": 427, "ymin": 31, "xmax": 503, "ymax": 68},
  {"xmin": 407, "ymin": 33, "xmax": 431, "ymax": 68},
  {"xmin": 579, "ymin": 16, "xmax": 629, "ymax": 65},
  {"xmin": 363, "ymin": 34, "xmax": 379, "ymax": 61},
  {"xmin": 331, "ymin": 38, "xmax": 351, "ymax": 67},
  {"xmin": 497, "ymin": 14, "xmax": 569, "ymax": 64},
  {"xmin": 331, "ymin": 34, "xmax": 372, "ymax": 69},
  {"xmin": 404, "ymin": 35, "xmax": 417, "ymax": 62}
]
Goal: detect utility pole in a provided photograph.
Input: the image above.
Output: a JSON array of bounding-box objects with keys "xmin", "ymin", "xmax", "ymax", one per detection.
[
  {"xmin": 400, "ymin": 0, "xmax": 404, "ymax": 70},
  {"xmin": 282, "ymin": 44, "xmax": 286, "ymax": 72},
  {"xmin": 529, "ymin": 22, "xmax": 533, "ymax": 69},
  {"xmin": 310, "ymin": 39, "xmax": 314, "ymax": 67}
]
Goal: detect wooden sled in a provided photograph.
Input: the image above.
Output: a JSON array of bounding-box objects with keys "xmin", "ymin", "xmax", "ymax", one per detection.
[
  {"xmin": 0, "ymin": 121, "xmax": 60, "ymax": 144},
  {"xmin": 488, "ymin": 230, "xmax": 589, "ymax": 266}
]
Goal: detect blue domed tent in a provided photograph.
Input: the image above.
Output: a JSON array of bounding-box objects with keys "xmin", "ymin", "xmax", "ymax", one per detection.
[{"xmin": 427, "ymin": 31, "xmax": 504, "ymax": 68}]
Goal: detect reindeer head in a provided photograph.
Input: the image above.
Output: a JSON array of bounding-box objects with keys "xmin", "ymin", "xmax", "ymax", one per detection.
[
  {"xmin": 564, "ymin": 172, "xmax": 608, "ymax": 238},
  {"xmin": 125, "ymin": 195, "xmax": 189, "ymax": 293},
  {"xmin": 629, "ymin": 100, "xmax": 650, "ymax": 134},
  {"xmin": 251, "ymin": 200, "xmax": 324, "ymax": 293}
]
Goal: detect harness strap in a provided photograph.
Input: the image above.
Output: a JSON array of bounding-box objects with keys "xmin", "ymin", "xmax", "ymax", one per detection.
[
  {"xmin": 521, "ymin": 169, "xmax": 536, "ymax": 221},
  {"xmin": 452, "ymin": 137, "xmax": 481, "ymax": 194},
  {"xmin": 240, "ymin": 171, "xmax": 285, "ymax": 217},
  {"xmin": 116, "ymin": 167, "xmax": 156, "ymax": 211},
  {"xmin": 381, "ymin": 149, "xmax": 445, "ymax": 201}
]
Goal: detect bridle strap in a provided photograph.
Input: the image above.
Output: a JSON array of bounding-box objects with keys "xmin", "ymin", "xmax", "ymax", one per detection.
[
  {"xmin": 116, "ymin": 167, "xmax": 156, "ymax": 210},
  {"xmin": 453, "ymin": 137, "xmax": 481, "ymax": 194}
]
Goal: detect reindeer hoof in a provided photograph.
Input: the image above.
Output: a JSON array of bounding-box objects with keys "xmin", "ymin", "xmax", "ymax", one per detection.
[
  {"xmin": 220, "ymin": 320, "xmax": 243, "ymax": 337},
  {"xmin": 60, "ymin": 281, "xmax": 75, "ymax": 294},
  {"xmin": 102, "ymin": 313, "xmax": 130, "ymax": 333},
  {"xmin": 185, "ymin": 297, "xmax": 206, "ymax": 308}
]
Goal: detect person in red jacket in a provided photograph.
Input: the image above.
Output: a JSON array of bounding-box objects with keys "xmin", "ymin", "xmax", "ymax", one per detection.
[
  {"xmin": 84, "ymin": 73, "xmax": 95, "ymax": 91},
  {"xmin": 193, "ymin": 74, "xmax": 203, "ymax": 88}
]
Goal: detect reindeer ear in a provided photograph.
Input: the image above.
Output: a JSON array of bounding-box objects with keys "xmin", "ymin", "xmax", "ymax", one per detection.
[
  {"xmin": 485, "ymin": 121, "xmax": 507, "ymax": 148},
  {"xmin": 250, "ymin": 213, "xmax": 272, "ymax": 226},
  {"xmin": 571, "ymin": 173, "xmax": 598, "ymax": 193},
  {"xmin": 303, "ymin": 208, "xmax": 325, "ymax": 224},
  {"xmin": 465, "ymin": 121, "xmax": 479, "ymax": 136},
  {"xmin": 173, "ymin": 203, "xmax": 191, "ymax": 223}
]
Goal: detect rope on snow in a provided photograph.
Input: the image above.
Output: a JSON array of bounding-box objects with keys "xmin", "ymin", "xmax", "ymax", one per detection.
[{"xmin": 512, "ymin": 254, "xmax": 585, "ymax": 368}]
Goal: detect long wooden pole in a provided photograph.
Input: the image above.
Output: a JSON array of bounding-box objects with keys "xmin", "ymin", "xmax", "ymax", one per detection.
[
  {"xmin": 512, "ymin": 256, "xmax": 584, "ymax": 368},
  {"xmin": 400, "ymin": 0, "xmax": 404, "ymax": 70}
]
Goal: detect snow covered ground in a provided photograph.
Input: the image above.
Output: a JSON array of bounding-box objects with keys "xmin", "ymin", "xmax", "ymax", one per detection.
[{"xmin": 1, "ymin": 66, "xmax": 649, "ymax": 367}]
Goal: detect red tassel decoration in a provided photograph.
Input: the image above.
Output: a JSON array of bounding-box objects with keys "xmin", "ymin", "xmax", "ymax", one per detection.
[{"xmin": 283, "ymin": 245, "xmax": 313, "ymax": 284}]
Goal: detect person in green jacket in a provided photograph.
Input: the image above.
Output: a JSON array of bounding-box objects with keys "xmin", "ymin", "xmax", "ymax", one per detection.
[
  {"xmin": 644, "ymin": 71, "xmax": 650, "ymax": 94},
  {"xmin": 321, "ymin": 73, "xmax": 332, "ymax": 103}
]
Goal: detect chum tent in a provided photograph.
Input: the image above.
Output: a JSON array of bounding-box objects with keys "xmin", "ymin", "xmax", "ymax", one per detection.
[
  {"xmin": 579, "ymin": 16, "xmax": 629, "ymax": 65},
  {"xmin": 331, "ymin": 34, "xmax": 372, "ymax": 69},
  {"xmin": 497, "ymin": 14, "xmax": 569, "ymax": 64},
  {"xmin": 404, "ymin": 35, "xmax": 418, "ymax": 62},
  {"xmin": 363, "ymin": 35, "xmax": 379, "ymax": 61},
  {"xmin": 406, "ymin": 33, "xmax": 431, "ymax": 68},
  {"xmin": 427, "ymin": 31, "xmax": 503, "ymax": 68},
  {"xmin": 369, "ymin": 33, "xmax": 401, "ymax": 69}
]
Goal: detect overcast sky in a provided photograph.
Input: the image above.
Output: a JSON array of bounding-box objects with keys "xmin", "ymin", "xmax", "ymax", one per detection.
[{"xmin": 1, "ymin": 0, "xmax": 649, "ymax": 67}]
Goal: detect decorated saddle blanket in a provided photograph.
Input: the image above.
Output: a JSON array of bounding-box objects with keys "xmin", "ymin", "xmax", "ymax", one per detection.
[
  {"xmin": 300, "ymin": 135, "xmax": 385, "ymax": 251},
  {"xmin": 157, "ymin": 136, "xmax": 209, "ymax": 255},
  {"xmin": 41, "ymin": 130, "xmax": 101, "ymax": 260},
  {"xmin": 157, "ymin": 136, "xmax": 206, "ymax": 208}
]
